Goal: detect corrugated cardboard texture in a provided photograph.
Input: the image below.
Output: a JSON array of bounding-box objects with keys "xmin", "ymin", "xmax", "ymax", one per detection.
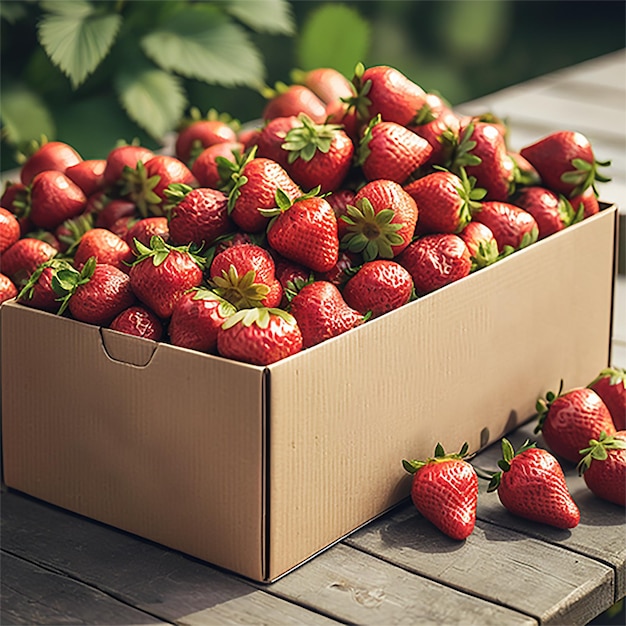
[{"xmin": 265, "ymin": 207, "xmax": 616, "ymax": 579}]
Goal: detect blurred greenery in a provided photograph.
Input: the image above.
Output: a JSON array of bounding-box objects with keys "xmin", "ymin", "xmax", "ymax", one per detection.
[{"xmin": 1, "ymin": 0, "xmax": 625, "ymax": 173}]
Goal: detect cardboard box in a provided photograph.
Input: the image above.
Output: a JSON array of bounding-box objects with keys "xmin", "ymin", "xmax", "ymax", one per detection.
[{"xmin": 1, "ymin": 204, "xmax": 618, "ymax": 582}]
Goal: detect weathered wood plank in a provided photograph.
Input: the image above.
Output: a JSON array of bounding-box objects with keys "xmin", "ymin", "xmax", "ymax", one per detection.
[
  {"xmin": 1, "ymin": 552, "xmax": 169, "ymax": 625},
  {"xmin": 0, "ymin": 491, "xmax": 339, "ymax": 626},
  {"xmin": 471, "ymin": 421, "xmax": 626, "ymax": 602},
  {"xmin": 265, "ymin": 542, "xmax": 536, "ymax": 626}
]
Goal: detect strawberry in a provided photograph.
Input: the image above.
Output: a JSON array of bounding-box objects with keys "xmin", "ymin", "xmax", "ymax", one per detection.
[
  {"xmin": 355, "ymin": 115, "xmax": 432, "ymax": 184},
  {"xmin": 122, "ymin": 155, "xmax": 196, "ymax": 218},
  {"xmin": 397, "ymin": 233, "xmax": 471, "ymax": 296},
  {"xmin": 341, "ymin": 179, "xmax": 417, "ymax": 261},
  {"xmin": 220, "ymin": 150, "xmax": 301, "ymax": 233},
  {"xmin": 472, "ymin": 201, "xmax": 538, "ymax": 253},
  {"xmin": 0, "ymin": 206, "xmax": 21, "ymax": 253},
  {"xmin": 217, "ymin": 307, "xmax": 303, "ymax": 365},
  {"xmin": 17, "ymin": 257, "xmax": 77, "ymax": 313},
  {"xmin": 487, "ymin": 439, "xmax": 580, "ymax": 529},
  {"xmin": 508, "ymin": 151, "xmax": 541, "ymax": 188},
  {"xmin": 404, "ymin": 169, "xmax": 485, "ymax": 235},
  {"xmin": 569, "ymin": 186, "xmax": 600, "ymax": 219},
  {"xmin": 73, "ymin": 228, "xmax": 135, "ymax": 273},
  {"xmin": 94, "ymin": 198, "xmax": 137, "ymax": 230},
  {"xmin": 103, "ymin": 144, "xmax": 154, "ymax": 189},
  {"xmin": 263, "ymin": 189, "xmax": 339, "ymax": 273},
  {"xmin": 28, "ymin": 170, "xmax": 87, "ymax": 231},
  {"xmin": 209, "ymin": 243, "xmax": 281, "ymax": 309},
  {"xmin": 325, "ymin": 189, "xmax": 356, "ymax": 240},
  {"xmin": 109, "ymin": 304, "xmax": 163, "ymax": 341},
  {"xmin": 1, "ymin": 237, "xmax": 58, "ymax": 287},
  {"xmin": 314, "ymin": 251, "xmax": 360, "ymax": 288},
  {"xmin": 255, "ymin": 116, "xmax": 301, "ymax": 169},
  {"xmin": 280, "ymin": 114, "xmax": 354, "ymax": 193},
  {"xmin": 164, "ymin": 183, "xmax": 232, "ymax": 248},
  {"xmin": 129, "ymin": 236, "xmax": 205, "ymax": 319},
  {"xmin": 65, "ymin": 159, "xmax": 106, "ymax": 197},
  {"xmin": 519, "ymin": 130, "xmax": 611, "ymax": 197},
  {"xmin": 191, "ymin": 141, "xmax": 245, "ymax": 189},
  {"xmin": 512, "ymin": 186, "xmax": 583, "ymax": 239},
  {"xmin": 342, "ymin": 260, "xmax": 414, "ymax": 318},
  {"xmin": 288, "ymin": 280, "xmax": 364, "ymax": 348},
  {"xmin": 0, "ymin": 273, "xmax": 17, "ymax": 304},
  {"xmin": 19, "ymin": 140, "xmax": 82, "ymax": 185},
  {"xmin": 175, "ymin": 112, "xmax": 238, "ymax": 165},
  {"xmin": 577, "ymin": 430, "xmax": 626, "ymax": 506},
  {"xmin": 1, "ymin": 182, "xmax": 30, "ymax": 229},
  {"xmin": 274, "ymin": 256, "xmax": 312, "ymax": 305},
  {"xmin": 403, "ymin": 442, "xmax": 478, "ymax": 541},
  {"xmin": 262, "ymin": 84, "xmax": 327, "ymax": 123},
  {"xmin": 169, "ymin": 287, "xmax": 235, "ymax": 352},
  {"xmin": 124, "ymin": 217, "xmax": 170, "ymax": 254},
  {"xmin": 349, "ymin": 63, "xmax": 427, "ymax": 126},
  {"xmin": 291, "ymin": 67, "xmax": 354, "ymax": 108},
  {"xmin": 458, "ymin": 221, "xmax": 499, "ymax": 271},
  {"xmin": 535, "ymin": 383, "xmax": 616, "ymax": 463},
  {"xmin": 54, "ymin": 212, "xmax": 95, "ymax": 254},
  {"xmin": 55, "ymin": 257, "xmax": 136, "ymax": 326},
  {"xmin": 588, "ymin": 367, "xmax": 626, "ymax": 430}
]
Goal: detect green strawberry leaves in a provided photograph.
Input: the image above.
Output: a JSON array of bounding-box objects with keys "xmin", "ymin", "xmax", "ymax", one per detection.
[
  {"xmin": 577, "ymin": 431, "xmax": 626, "ymax": 475},
  {"xmin": 133, "ymin": 235, "xmax": 206, "ymax": 269},
  {"xmin": 486, "ymin": 438, "xmax": 537, "ymax": 492},
  {"xmin": 534, "ymin": 380, "xmax": 565, "ymax": 433},
  {"xmin": 210, "ymin": 266, "xmax": 271, "ymax": 310},
  {"xmin": 281, "ymin": 113, "xmax": 343, "ymax": 164},
  {"xmin": 561, "ymin": 157, "xmax": 612, "ymax": 197},
  {"xmin": 402, "ymin": 441, "xmax": 471, "ymax": 474},
  {"xmin": 221, "ymin": 306, "xmax": 295, "ymax": 330}
]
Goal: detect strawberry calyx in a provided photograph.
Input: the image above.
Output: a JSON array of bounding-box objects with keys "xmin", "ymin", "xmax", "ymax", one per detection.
[
  {"xmin": 17, "ymin": 256, "xmax": 72, "ymax": 302},
  {"xmin": 281, "ymin": 113, "xmax": 344, "ymax": 164},
  {"xmin": 340, "ymin": 198, "xmax": 405, "ymax": 261},
  {"xmin": 57, "ymin": 212, "xmax": 95, "ymax": 254},
  {"xmin": 259, "ymin": 186, "xmax": 322, "ymax": 220},
  {"xmin": 132, "ymin": 235, "xmax": 206, "ymax": 270},
  {"xmin": 577, "ymin": 431, "xmax": 626, "ymax": 476},
  {"xmin": 470, "ymin": 238, "xmax": 500, "ymax": 272},
  {"xmin": 283, "ymin": 274, "xmax": 315, "ymax": 303},
  {"xmin": 496, "ymin": 225, "xmax": 539, "ymax": 259},
  {"xmin": 587, "ymin": 366, "xmax": 626, "ymax": 389},
  {"xmin": 560, "ymin": 156, "xmax": 612, "ymax": 197},
  {"xmin": 176, "ymin": 107, "xmax": 239, "ymax": 132},
  {"xmin": 557, "ymin": 194, "xmax": 585, "ymax": 228},
  {"xmin": 49, "ymin": 255, "xmax": 98, "ymax": 315},
  {"xmin": 217, "ymin": 146, "xmax": 256, "ymax": 213},
  {"xmin": 446, "ymin": 121, "xmax": 482, "ymax": 172},
  {"xmin": 210, "ymin": 266, "xmax": 271, "ymax": 310},
  {"xmin": 354, "ymin": 114, "xmax": 381, "ymax": 168},
  {"xmin": 411, "ymin": 102, "xmax": 438, "ymax": 127},
  {"xmin": 190, "ymin": 286, "xmax": 237, "ymax": 318},
  {"xmin": 221, "ymin": 306, "xmax": 296, "ymax": 330},
  {"xmin": 163, "ymin": 182, "xmax": 194, "ymax": 210},
  {"xmin": 120, "ymin": 160, "xmax": 163, "ymax": 218},
  {"xmin": 343, "ymin": 62, "xmax": 372, "ymax": 122},
  {"xmin": 486, "ymin": 438, "xmax": 537, "ymax": 492},
  {"xmin": 402, "ymin": 441, "xmax": 471, "ymax": 474},
  {"xmin": 534, "ymin": 380, "xmax": 565, "ymax": 433}
]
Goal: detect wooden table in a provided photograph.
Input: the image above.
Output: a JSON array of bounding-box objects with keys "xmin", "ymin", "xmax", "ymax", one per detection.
[{"xmin": 2, "ymin": 50, "xmax": 625, "ymax": 626}]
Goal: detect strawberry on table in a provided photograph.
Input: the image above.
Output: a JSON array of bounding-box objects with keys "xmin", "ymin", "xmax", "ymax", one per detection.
[
  {"xmin": 487, "ymin": 439, "xmax": 580, "ymax": 529},
  {"xmin": 403, "ymin": 442, "xmax": 478, "ymax": 541},
  {"xmin": 217, "ymin": 307, "xmax": 303, "ymax": 365},
  {"xmin": 109, "ymin": 304, "xmax": 163, "ymax": 341},
  {"xmin": 588, "ymin": 367, "xmax": 626, "ymax": 430},
  {"xmin": 535, "ymin": 382, "xmax": 616, "ymax": 464},
  {"xmin": 577, "ymin": 430, "xmax": 626, "ymax": 506}
]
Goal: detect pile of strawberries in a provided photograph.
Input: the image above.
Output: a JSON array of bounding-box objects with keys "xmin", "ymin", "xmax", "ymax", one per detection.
[
  {"xmin": 0, "ymin": 63, "xmax": 613, "ymax": 366},
  {"xmin": 404, "ymin": 366, "xmax": 625, "ymax": 540}
]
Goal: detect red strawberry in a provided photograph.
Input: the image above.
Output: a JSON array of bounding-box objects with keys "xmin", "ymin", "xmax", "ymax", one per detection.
[
  {"xmin": 569, "ymin": 186, "xmax": 600, "ymax": 219},
  {"xmin": 341, "ymin": 179, "xmax": 418, "ymax": 261},
  {"xmin": 17, "ymin": 257, "xmax": 78, "ymax": 313},
  {"xmin": 397, "ymin": 233, "xmax": 471, "ymax": 296},
  {"xmin": 220, "ymin": 150, "xmax": 301, "ymax": 233},
  {"xmin": 535, "ymin": 383, "xmax": 616, "ymax": 463},
  {"xmin": 289, "ymin": 280, "xmax": 364, "ymax": 348},
  {"xmin": 1, "ymin": 237, "xmax": 58, "ymax": 287},
  {"xmin": 280, "ymin": 114, "xmax": 354, "ymax": 193},
  {"xmin": 588, "ymin": 367, "xmax": 626, "ymax": 430},
  {"xmin": 129, "ymin": 236, "xmax": 205, "ymax": 319},
  {"xmin": 263, "ymin": 190, "xmax": 339, "ymax": 273},
  {"xmin": 191, "ymin": 141, "xmax": 245, "ymax": 189},
  {"xmin": 403, "ymin": 442, "xmax": 478, "ymax": 541},
  {"xmin": 28, "ymin": 170, "xmax": 87, "ymax": 231},
  {"xmin": 217, "ymin": 307, "xmax": 303, "ymax": 365},
  {"xmin": 20, "ymin": 140, "xmax": 82, "ymax": 185},
  {"xmin": 487, "ymin": 439, "xmax": 580, "ymax": 529},
  {"xmin": 314, "ymin": 251, "xmax": 360, "ymax": 288},
  {"xmin": 0, "ymin": 273, "xmax": 17, "ymax": 304},
  {"xmin": 404, "ymin": 169, "xmax": 484, "ymax": 235},
  {"xmin": 472, "ymin": 201, "xmax": 538, "ymax": 252},
  {"xmin": 292, "ymin": 67, "xmax": 354, "ymax": 108},
  {"xmin": 0, "ymin": 206, "xmax": 21, "ymax": 253},
  {"xmin": 519, "ymin": 130, "xmax": 611, "ymax": 197},
  {"xmin": 124, "ymin": 217, "xmax": 169, "ymax": 254},
  {"xmin": 274, "ymin": 256, "xmax": 312, "ymax": 305},
  {"xmin": 109, "ymin": 305, "xmax": 163, "ymax": 341},
  {"xmin": 458, "ymin": 221, "xmax": 499, "ymax": 271},
  {"xmin": 513, "ymin": 186, "xmax": 583, "ymax": 239},
  {"xmin": 255, "ymin": 116, "xmax": 301, "ymax": 169},
  {"xmin": 262, "ymin": 84, "xmax": 327, "ymax": 123},
  {"xmin": 356, "ymin": 115, "xmax": 432, "ymax": 184},
  {"xmin": 325, "ymin": 189, "xmax": 356, "ymax": 240},
  {"xmin": 342, "ymin": 260, "xmax": 413, "ymax": 318},
  {"xmin": 169, "ymin": 288, "xmax": 235, "ymax": 352},
  {"xmin": 65, "ymin": 159, "xmax": 106, "ymax": 197},
  {"xmin": 74, "ymin": 228, "xmax": 135, "ymax": 273},
  {"xmin": 577, "ymin": 430, "xmax": 626, "ymax": 506},
  {"xmin": 103, "ymin": 144, "xmax": 154, "ymax": 188},
  {"xmin": 349, "ymin": 63, "xmax": 427, "ymax": 126},
  {"xmin": 209, "ymin": 243, "xmax": 280, "ymax": 309},
  {"xmin": 508, "ymin": 151, "xmax": 541, "ymax": 188},
  {"xmin": 164, "ymin": 184, "xmax": 231, "ymax": 248},
  {"xmin": 122, "ymin": 155, "xmax": 196, "ymax": 218},
  {"xmin": 175, "ymin": 114, "xmax": 238, "ymax": 165},
  {"xmin": 94, "ymin": 198, "xmax": 137, "ymax": 230}
]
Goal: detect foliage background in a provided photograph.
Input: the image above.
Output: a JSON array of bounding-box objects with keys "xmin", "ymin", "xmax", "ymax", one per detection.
[{"xmin": 1, "ymin": 0, "xmax": 624, "ymax": 173}]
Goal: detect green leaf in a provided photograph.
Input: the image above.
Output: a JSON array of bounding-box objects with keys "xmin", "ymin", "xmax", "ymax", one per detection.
[
  {"xmin": 141, "ymin": 7, "xmax": 265, "ymax": 88},
  {"xmin": 115, "ymin": 66, "xmax": 187, "ymax": 140},
  {"xmin": 37, "ymin": 5, "xmax": 122, "ymax": 89},
  {"xmin": 0, "ymin": 1, "xmax": 27, "ymax": 23},
  {"xmin": 224, "ymin": 0, "xmax": 295, "ymax": 35},
  {"xmin": 297, "ymin": 4, "xmax": 370, "ymax": 76},
  {"xmin": 0, "ymin": 80, "xmax": 55, "ymax": 145}
]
